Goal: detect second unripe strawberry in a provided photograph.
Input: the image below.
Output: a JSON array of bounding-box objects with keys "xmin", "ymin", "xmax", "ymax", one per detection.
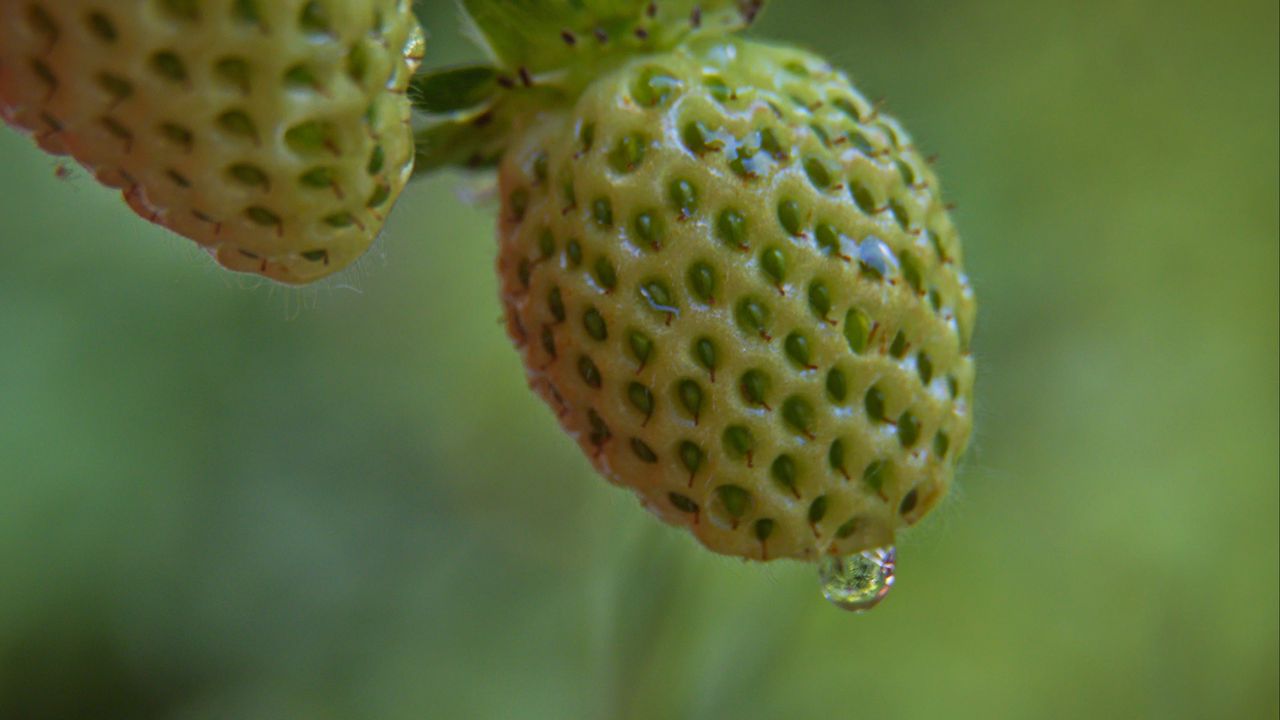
[{"xmin": 0, "ymin": 0, "xmax": 423, "ymax": 283}]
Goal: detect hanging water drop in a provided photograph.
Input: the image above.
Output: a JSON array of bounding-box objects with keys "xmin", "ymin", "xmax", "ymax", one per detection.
[{"xmin": 818, "ymin": 546, "xmax": 896, "ymax": 612}]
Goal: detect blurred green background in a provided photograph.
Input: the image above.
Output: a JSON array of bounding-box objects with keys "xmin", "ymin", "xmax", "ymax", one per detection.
[{"xmin": 1, "ymin": 0, "xmax": 1276, "ymax": 718}]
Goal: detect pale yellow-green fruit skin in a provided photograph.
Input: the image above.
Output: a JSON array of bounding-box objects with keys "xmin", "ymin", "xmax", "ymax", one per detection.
[
  {"xmin": 497, "ymin": 39, "xmax": 975, "ymax": 562},
  {"xmin": 0, "ymin": 0, "xmax": 423, "ymax": 284}
]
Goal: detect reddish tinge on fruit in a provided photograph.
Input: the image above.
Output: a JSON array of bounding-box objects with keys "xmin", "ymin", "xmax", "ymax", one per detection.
[{"xmin": 0, "ymin": 0, "xmax": 424, "ymax": 283}]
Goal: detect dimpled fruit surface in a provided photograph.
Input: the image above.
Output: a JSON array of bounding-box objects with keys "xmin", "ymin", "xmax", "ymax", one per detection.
[
  {"xmin": 496, "ymin": 37, "xmax": 975, "ymax": 561},
  {"xmin": 0, "ymin": 0, "xmax": 424, "ymax": 284}
]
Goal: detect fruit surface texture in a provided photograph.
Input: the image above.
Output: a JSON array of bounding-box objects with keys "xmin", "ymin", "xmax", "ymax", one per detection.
[
  {"xmin": 0, "ymin": 0, "xmax": 424, "ymax": 283},
  {"xmin": 496, "ymin": 38, "xmax": 975, "ymax": 561}
]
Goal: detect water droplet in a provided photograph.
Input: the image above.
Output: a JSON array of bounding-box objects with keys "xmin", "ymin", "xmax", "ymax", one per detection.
[
  {"xmin": 858, "ymin": 236, "xmax": 898, "ymax": 279},
  {"xmin": 639, "ymin": 283, "xmax": 680, "ymax": 318},
  {"xmin": 818, "ymin": 546, "xmax": 896, "ymax": 612}
]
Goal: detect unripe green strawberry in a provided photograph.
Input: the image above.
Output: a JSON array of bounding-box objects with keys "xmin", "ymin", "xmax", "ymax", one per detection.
[
  {"xmin": 0, "ymin": 0, "xmax": 423, "ymax": 284},
  {"xmin": 494, "ymin": 37, "xmax": 975, "ymax": 561}
]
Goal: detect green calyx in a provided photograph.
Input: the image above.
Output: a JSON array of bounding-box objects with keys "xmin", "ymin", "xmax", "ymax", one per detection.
[{"xmin": 410, "ymin": 0, "xmax": 766, "ymax": 173}]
